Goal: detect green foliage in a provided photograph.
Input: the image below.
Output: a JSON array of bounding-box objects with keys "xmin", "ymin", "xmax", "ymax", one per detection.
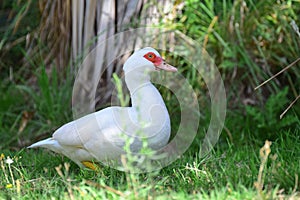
[
  {"xmin": 0, "ymin": 84, "xmax": 25, "ymax": 149},
  {"xmin": 112, "ymin": 73, "xmax": 130, "ymax": 107},
  {"xmin": 164, "ymin": 0, "xmax": 300, "ymax": 143},
  {"xmin": 0, "ymin": 0, "xmax": 40, "ymax": 79},
  {"xmin": 0, "ymin": 63, "xmax": 72, "ymax": 149},
  {"xmin": 174, "ymin": 0, "xmax": 300, "ymax": 103},
  {"xmin": 245, "ymin": 87, "xmax": 298, "ymax": 135},
  {"xmin": 17, "ymin": 65, "xmax": 72, "ymax": 138}
]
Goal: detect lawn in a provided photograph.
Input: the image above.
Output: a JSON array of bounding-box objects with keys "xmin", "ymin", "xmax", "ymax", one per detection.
[{"xmin": 0, "ymin": 129, "xmax": 299, "ymax": 199}]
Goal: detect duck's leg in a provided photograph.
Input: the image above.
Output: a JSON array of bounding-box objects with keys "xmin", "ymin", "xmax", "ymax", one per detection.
[{"xmin": 81, "ymin": 161, "xmax": 100, "ymax": 171}]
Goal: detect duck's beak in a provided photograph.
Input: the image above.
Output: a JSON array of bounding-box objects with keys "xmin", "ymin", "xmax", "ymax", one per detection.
[{"xmin": 155, "ymin": 60, "xmax": 177, "ymax": 72}]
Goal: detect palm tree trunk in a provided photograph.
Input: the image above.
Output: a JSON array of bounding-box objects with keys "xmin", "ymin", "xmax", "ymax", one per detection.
[{"xmin": 32, "ymin": 0, "xmax": 181, "ymax": 117}]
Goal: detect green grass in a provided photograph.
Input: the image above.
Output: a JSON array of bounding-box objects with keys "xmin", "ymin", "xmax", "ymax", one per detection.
[
  {"xmin": 0, "ymin": 130, "xmax": 299, "ymax": 199},
  {"xmin": 0, "ymin": 65, "xmax": 72, "ymax": 150}
]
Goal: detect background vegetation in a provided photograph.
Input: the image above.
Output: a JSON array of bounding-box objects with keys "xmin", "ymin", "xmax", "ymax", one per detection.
[{"xmin": 0, "ymin": 0, "xmax": 299, "ymax": 199}]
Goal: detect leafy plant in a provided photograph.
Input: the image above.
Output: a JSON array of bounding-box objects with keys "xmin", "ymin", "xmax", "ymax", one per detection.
[
  {"xmin": 245, "ymin": 87, "xmax": 298, "ymax": 138},
  {"xmin": 0, "ymin": 63, "xmax": 73, "ymax": 149},
  {"xmin": 0, "ymin": 0, "xmax": 40, "ymax": 80},
  {"xmin": 172, "ymin": 0, "xmax": 300, "ymax": 105},
  {"xmin": 18, "ymin": 65, "xmax": 73, "ymax": 137}
]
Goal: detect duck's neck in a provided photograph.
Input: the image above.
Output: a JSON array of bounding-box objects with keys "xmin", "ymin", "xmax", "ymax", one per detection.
[
  {"xmin": 125, "ymin": 71, "xmax": 151, "ymax": 94},
  {"xmin": 125, "ymin": 71, "xmax": 168, "ymax": 122}
]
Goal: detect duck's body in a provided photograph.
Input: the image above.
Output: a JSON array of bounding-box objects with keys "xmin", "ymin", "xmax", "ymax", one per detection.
[{"xmin": 28, "ymin": 47, "xmax": 177, "ymax": 169}]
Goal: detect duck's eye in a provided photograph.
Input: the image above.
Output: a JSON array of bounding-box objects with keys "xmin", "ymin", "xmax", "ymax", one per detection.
[{"xmin": 143, "ymin": 52, "xmax": 157, "ymax": 62}]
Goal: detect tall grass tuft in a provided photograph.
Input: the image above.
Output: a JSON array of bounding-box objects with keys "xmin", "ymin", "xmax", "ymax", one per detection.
[{"xmin": 174, "ymin": 0, "xmax": 300, "ymax": 106}]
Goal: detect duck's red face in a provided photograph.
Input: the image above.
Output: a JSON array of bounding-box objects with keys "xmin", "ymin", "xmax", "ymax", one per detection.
[
  {"xmin": 143, "ymin": 52, "xmax": 177, "ymax": 72},
  {"xmin": 143, "ymin": 52, "xmax": 163, "ymax": 66}
]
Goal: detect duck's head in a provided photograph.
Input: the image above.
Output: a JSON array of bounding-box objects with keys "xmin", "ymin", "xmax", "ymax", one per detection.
[{"xmin": 123, "ymin": 47, "xmax": 177, "ymax": 74}]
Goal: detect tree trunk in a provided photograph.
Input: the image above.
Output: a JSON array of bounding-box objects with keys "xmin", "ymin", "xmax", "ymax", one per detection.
[
  {"xmin": 70, "ymin": 0, "xmax": 177, "ymax": 118},
  {"xmin": 29, "ymin": 0, "xmax": 180, "ymax": 118}
]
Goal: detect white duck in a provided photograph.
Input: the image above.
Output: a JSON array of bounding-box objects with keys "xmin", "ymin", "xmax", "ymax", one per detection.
[{"xmin": 28, "ymin": 47, "xmax": 177, "ymax": 170}]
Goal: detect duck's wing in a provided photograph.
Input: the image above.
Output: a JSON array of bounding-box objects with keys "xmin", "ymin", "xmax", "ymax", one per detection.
[
  {"xmin": 53, "ymin": 112, "xmax": 102, "ymax": 147},
  {"xmin": 52, "ymin": 108, "xmax": 126, "ymax": 156}
]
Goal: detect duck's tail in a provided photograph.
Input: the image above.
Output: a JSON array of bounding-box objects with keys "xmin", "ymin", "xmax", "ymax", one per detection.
[
  {"xmin": 27, "ymin": 138, "xmax": 54, "ymax": 148},
  {"xmin": 27, "ymin": 138, "xmax": 62, "ymax": 153}
]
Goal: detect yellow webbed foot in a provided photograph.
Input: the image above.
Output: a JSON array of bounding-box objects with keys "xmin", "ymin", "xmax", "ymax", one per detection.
[{"xmin": 81, "ymin": 161, "xmax": 100, "ymax": 171}]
